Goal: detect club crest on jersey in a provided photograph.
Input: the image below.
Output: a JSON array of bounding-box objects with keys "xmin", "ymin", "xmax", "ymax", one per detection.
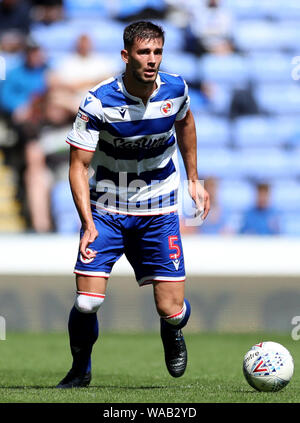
[
  {"xmin": 80, "ymin": 248, "xmax": 96, "ymax": 264},
  {"xmin": 160, "ymin": 100, "xmax": 173, "ymax": 116}
]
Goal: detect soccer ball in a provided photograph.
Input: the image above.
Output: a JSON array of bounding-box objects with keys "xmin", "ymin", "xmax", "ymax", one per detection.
[{"xmin": 243, "ymin": 341, "xmax": 294, "ymax": 392}]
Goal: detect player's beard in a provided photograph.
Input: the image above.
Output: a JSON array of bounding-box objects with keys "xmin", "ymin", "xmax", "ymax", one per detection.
[{"xmin": 132, "ymin": 67, "xmax": 158, "ymax": 85}]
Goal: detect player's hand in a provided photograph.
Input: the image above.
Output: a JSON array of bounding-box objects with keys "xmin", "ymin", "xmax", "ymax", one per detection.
[
  {"xmin": 188, "ymin": 180, "xmax": 210, "ymax": 221},
  {"xmin": 80, "ymin": 225, "xmax": 98, "ymax": 259}
]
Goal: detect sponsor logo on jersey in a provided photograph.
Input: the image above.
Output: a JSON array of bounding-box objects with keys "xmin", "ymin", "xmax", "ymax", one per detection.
[
  {"xmin": 80, "ymin": 248, "xmax": 96, "ymax": 264},
  {"xmin": 160, "ymin": 100, "xmax": 173, "ymax": 116},
  {"xmin": 84, "ymin": 96, "xmax": 93, "ymax": 107},
  {"xmin": 119, "ymin": 108, "xmax": 126, "ymax": 119},
  {"xmin": 172, "ymin": 259, "xmax": 180, "ymax": 271},
  {"xmin": 112, "ymin": 136, "xmax": 167, "ymax": 150}
]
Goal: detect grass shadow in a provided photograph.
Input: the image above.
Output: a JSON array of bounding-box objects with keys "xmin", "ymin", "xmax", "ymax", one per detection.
[{"xmin": 0, "ymin": 384, "xmax": 169, "ymax": 390}]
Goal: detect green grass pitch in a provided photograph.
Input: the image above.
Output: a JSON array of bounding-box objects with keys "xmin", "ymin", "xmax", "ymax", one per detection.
[{"xmin": 0, "ymin": 331, "xmax": 298, "ymax": 403}]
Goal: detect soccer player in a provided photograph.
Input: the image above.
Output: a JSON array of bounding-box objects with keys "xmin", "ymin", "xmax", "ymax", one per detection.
[{"xmin": 57, "ymin": 21, "xmax": 210, "ymax": 388}]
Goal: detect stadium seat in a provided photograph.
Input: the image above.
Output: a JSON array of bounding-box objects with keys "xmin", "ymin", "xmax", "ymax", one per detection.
[
  {"xmin": 161, "ymin": 52, "xmax": 199, "ymax": 84},
  {"xmin": 254, "ymin": 84, "xmax": 300, "ymax": 114},
  {"xmin": 197, "ymin": 148, "xmax": 237, "ymax": 178},
  {"xmin": 206, "ymin": 83, "xmax": 233, "ymax": 115},
  {"xmin": 218, "ymin": 179, "xmax": 256, "ymax": 212},
  {"xmin": 234, "ymin": 19, "xmax": 300, "ymax": 51},
  {"xmin": 247, "ymin": 53, "xmax": 291, "ymax": 83},
  {"xmin": 272, "ymin": 116, "xmax": 300, "ymax": 147},
  {"xmin": 194, "ymin": 114, "xmax": 231, "ymax": 147},
  {"xmin": 71, "ymin": 19, "xmax": 125, "ymax": 53},
  {"xmin": 31, "ymin": 22, "xmax": 80, "ymax": 52},
  {"xmin": 63, "ymin": 0, "xmax": 111, "ymax": 18},
  {"xmin": 188, "ymin": 89, "xmax": 210, "ymax": 113},
  {"xmin": 232, "ymin": 116, "xmax": 283, "ymax": 148},
  {"xmin": 276, "ymin": 22, "xmax": 300, "ymax": 51},
  {"xmin": 271, "ymin": 179, "xmax": 300, "ymax": 212},
  {"xmin": 233, "ymin": 21, "xmax": 281, "ymax": 51},
  {"xmin": 234, "ymin": 148, "xmax": 291, "ymax": 179},
  {"xmin": 198, "ymin": 54, "xmax": 249, "ymax": 85},
  {"xmin": 153, "ymin": 21, "xmax": 184, "ymax": 52},
  {"xmin": 223, "ymin": 0, "xmax": 274, "ymax": 19},
  {"xmin": 285, "ymin": 148, "xmax": 300, "ymax": 178},
  {"xmin": 31, "ymin": 19, "xmax": 125, "ymax": 53},
  {"xmin": 114, "ymin": 0, "xmax": 147, "ymax": 18},
  {"xmin": 116, "ymin": 0, "xmax": 166, "ymax": 20},
  {"xmin": 270, "ymin": 0, "xmax": 300, "ymax": 20},
  {"xmin": 225, "ymin": 0, "xmax": 300, "ymax": 21},
  {"xmin": 279, "ymin": 213, "xmax": 300, "ymax": 236}
]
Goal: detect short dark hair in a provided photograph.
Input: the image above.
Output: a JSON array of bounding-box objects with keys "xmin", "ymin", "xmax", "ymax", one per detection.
[
  {"xmin": 123, "ymin": 21, "xmax": 165, "ymax": 49},
  {"xmin": 256, "ymin": 182, "xmax": 270, "ymax": 193}
]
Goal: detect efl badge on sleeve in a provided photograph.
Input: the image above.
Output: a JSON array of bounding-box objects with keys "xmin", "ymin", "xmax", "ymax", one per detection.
[{"xmin": 75, "ymin": 111, "xmax": 89, "ymax": 131}]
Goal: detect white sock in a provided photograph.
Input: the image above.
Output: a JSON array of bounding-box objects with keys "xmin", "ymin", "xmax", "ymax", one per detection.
[
  {"xmin": 75, "ymin": 291, "xmax": 105, "ymax": 314},
  {"xmin": 161, "ymin": 302, "xmax": 187, "ymax": 326}
]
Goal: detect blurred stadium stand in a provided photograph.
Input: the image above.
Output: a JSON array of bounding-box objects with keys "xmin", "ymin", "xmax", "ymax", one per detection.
[
  {"xmin": 2, "ymin": 0, "xmax": 300, "ymax": 335},
  {"xmin": 0, "ymin": 150, "xmax": 25, "ymax": 232},
  {"xmin": 0, "ymin": 0, "xmax": 300, "ymax": 237}
]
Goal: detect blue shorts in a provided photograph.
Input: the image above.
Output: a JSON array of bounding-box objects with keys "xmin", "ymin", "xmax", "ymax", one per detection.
[{"xmin": 74, "ymin": 210, "xmax": 186, "ymax": 286}]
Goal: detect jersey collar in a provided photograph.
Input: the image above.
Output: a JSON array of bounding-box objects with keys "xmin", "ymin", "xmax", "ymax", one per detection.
[{"xmin": 117, "ymin": 72, "xmax": 162, "ymax": 102}]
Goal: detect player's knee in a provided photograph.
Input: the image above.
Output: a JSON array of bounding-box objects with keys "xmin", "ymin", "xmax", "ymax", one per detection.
[
  {"xmin": 74, "ymin": 291, "xmax": 105, "ymax": 314},
  {"xmin": 156, "ymin": 297, "xmax": 184, "ymax": 319}
]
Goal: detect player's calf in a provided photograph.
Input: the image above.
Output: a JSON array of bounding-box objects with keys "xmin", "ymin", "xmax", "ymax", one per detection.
[
  {"xmin": 56, "ymin": 292, "xmax": 105, "ymax": 388},
  {"xmin": 160, "ymin": 298, "xmax": 191, "ymax": 378}
]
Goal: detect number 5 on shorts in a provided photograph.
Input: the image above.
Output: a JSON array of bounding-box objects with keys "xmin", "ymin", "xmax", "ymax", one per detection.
[{"xmin": 168, "ymin": 235, "xmax": 181, "ymax": 260}]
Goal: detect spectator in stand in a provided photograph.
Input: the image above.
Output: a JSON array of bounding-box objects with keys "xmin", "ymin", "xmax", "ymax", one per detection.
[
  {"xmin": 0, "ymin": 37, "xmax": 48, "ymax": 123},
  {"xmin": 31, "ymin": 0, "xmax": 64, "ymax": 26},
  {"xmin": 22, "ymin": 88, "xmax": 80, "ymax": 233},
  {"xmin": 0, "ymin": 38, "xmax": 50, "ymax": 232},
  {"xmin": 198, "ymin": 177, "xmax": 233, "ymax": 234},
  {"xmin": 179, "ymin": 177, "xmax": 231, "ymax": 235},
  {"xmin": 47, "ymin": 33, "xmax": 121, "ymax": 108},
  {"xmin": 229, "ymin": 81, "xmax": 260, "ymax": 119},
  {"xmin": 239, "ymin": 183, "xmax": 280, "ymax": 235},
  {"xmin": 183, "ymin": 0, "xmax": 234, "ymax": 56},
  {"xmin": 0, "ymin": 30, "xmax": 25, "ymax": 72},
  {"xmin": 37, "ymin": 89, "xmax": 80, "ymax": 233},
  {"xmin": 0, "ymin": 0, "xmax": 32, "ymax": 36}
]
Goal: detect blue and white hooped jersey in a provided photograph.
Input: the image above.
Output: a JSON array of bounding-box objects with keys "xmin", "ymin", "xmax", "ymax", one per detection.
[{"xmin": 66, "ymin": 71, "xmax": 190, "ymax": 215}]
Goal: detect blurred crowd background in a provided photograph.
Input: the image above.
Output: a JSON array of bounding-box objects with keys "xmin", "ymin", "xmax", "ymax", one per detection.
[{"xmin": 0, "ymin": 0, "xmax": 300, "ymax": 237}]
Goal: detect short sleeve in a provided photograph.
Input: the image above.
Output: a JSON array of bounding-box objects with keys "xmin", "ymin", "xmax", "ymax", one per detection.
[
  {"xmin": 175, "ymin": 80, "xmax": 190, "ymax": 121},
  {"xmin": 66, "ymin": 92, "xmax": 103, "ymax": 152}
]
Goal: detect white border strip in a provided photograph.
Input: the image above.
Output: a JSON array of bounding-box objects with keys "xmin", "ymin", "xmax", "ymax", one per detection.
[{"xmin": 1, "ymin": 234, "xmax": 300, "ymax": 276}]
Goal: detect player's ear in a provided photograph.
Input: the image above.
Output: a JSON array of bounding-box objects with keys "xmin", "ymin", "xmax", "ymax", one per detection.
[{"xmin": 121, "ymin": 49, "xmax": 129, "ymax": 64}]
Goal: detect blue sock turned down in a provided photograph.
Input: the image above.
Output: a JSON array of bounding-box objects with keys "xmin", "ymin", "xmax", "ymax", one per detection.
[{"xmin": 68, "ymin": 306, "xmax": 99, "ymax": 374}]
